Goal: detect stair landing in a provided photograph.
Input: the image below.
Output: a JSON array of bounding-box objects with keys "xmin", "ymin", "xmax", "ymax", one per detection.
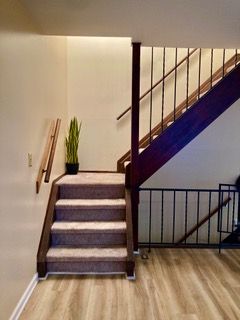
[{"xmin": 56, "ymin": 172, "xmax": 125, "ymax": 185}]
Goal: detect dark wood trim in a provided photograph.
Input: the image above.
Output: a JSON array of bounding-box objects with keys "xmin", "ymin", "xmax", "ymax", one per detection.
[
  {"xmin": 125, "ymin": 189, "xmax": 135, "ymax": 276},
  {"xmin": 78, "ymin": 170, "xmax": 119, "ymax": 173},
  {"xmin": 176, "ymin": 197, "xmax": 231, "ymax": 244},
  {"xmin": 131, "ymin": 188, "xmax": 139, "ymax": 252},
  {"xmin": 130, "ymin": 42, "xmax": 141, "ymax": 251},
  {"xmin": 130, "ymin": 42, "xmax": 141, "ymax": 188},
  {"xmin": 117, "ymin": 48, "xmax": 198, "ymax": 120},
  {"xmin": 37, "ymin": 174, "xmax": 64, "ymax": 277},
  {"xmin": 117, "ymin": 54, "xmax": 240, "ymax": 173},
  {"xmin": 44, "ymin": 119, "xmax": 61, "ymax": 183}
]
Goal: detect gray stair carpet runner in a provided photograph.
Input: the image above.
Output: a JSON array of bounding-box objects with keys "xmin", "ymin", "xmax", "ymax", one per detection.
[{"xmin": 46, "ymin": 172, "xmax": 128, "ymax": 274}]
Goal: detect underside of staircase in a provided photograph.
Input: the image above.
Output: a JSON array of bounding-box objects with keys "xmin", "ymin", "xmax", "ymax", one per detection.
[
  {"xmin": 37, "ymin": 172, "xmax": 134, "ymax": 278},
  {"xmin": 220, "ymin": 226, "xmax": 240, "ymax": 249},
  {"xmin": 119, "ymin": 62, "xmax": 240, "ymax": 186}
]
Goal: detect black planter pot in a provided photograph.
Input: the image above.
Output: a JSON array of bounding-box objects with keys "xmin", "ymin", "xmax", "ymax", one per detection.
[{"xmin": 66, "ymin": 163, "xmax": 79, "ymax": 175}]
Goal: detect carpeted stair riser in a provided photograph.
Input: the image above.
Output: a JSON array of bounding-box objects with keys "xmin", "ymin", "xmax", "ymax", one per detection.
[
  {"xmin": 47, "ymin": 261, "xmax": 127, "ymax": 273},
  {"xmin": 55, "ymin": 208, "xmax": 126, "ymax": 222},
  {"xmin": 44, "ymin": 173, "xmax": 131, "ymax": 276},
  {"xmin": 59, "ymin": 185, "xmax": 125, "ymax": 199},
  {"xmin": 51, "ymin": 233, "xmax": 126, "ymax": 246}
]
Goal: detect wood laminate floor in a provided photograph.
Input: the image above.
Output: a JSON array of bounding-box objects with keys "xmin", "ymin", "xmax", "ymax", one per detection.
[{"xmin": 20, "ymin": 249, "xmax": 240, "ymax": 320}]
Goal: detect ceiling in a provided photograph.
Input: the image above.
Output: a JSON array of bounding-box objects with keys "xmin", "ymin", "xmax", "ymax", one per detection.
[{"xmin": 20, "ymin": 0, "xmax": 240, "ymax": 48}]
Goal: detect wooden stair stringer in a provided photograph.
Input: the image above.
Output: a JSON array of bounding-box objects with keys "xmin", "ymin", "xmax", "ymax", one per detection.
[
  {"xmin": 130, "ymin": 64, "xmax": 240, "ymax": 186},
  {"xmin": 118, "ymin": 54, "xmax": 240, "ymax": 173}
]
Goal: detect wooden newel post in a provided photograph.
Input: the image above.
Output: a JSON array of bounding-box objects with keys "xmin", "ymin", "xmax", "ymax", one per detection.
[{"xmin": 131, "ymin": 42, "xmax": 141, "ymax": 251}]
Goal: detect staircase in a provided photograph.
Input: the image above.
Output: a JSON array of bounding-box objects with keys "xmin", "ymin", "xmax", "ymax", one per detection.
[
  {"xmin": 37, "ymin": 172, "xmax": 134, "ymax": 278},
  {"xmin": 118, "ymin": 53, "xmax": 240, "ymax": 177},
  {"xmin": 37, "ymin": 47, "xmax": 240, "ymax": 278}
]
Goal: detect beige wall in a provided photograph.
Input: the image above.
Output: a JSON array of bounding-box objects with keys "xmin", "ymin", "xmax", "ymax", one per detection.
[
  {"xmin": 67, "ymin": 37, "xmax": 132, "ymax": 170},
  {"xmin": 20, "ymin": 0, "xmax": 240, "ymax": 49},
  {"xmin": 0, "ymin": 1, "xmax": 67, "ymax": 318}
]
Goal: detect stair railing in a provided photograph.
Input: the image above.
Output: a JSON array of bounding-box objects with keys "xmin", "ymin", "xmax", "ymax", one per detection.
[
  {"xmin": 118, "ymin": 48, "xmax": 240, "ymax": 173},
  {"xmin": 125, "ymin": 45, "xmax": 239, "ymax": 251},
  {"xmin": 36, "ymin": 118, "xmax": 61, "ymax": 193},
  {"xmin": 218, "ymin": 183, "xmax": 240, "ymax": 251},
  {"xmin": 117, "ymin": 48, "xmax": 198, "ymax": 121},
  {"xmin": 139, "ymin": 187, "xmax": 237, "ymax": 251}
]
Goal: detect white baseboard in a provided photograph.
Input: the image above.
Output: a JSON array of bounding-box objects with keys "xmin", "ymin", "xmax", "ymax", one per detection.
[{"xmin": 10, "ymin": 273, "xmax": 38, "ymax": 320}]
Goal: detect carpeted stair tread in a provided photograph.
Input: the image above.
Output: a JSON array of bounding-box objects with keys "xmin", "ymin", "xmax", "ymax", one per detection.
[
  {"xmin": 51, "ymin": 221, "xmax": 126, "ymax": 233},
  {"xmin": 57, "ymin": 172, "xmax": 125, "ymax": 186},
  {"xmin": 46, "ymin": 247, "xmax": 127, "ymax": 262},
  {"xmin": 55, "ymin": 198, "xmax": 126, "ymax": 209}
]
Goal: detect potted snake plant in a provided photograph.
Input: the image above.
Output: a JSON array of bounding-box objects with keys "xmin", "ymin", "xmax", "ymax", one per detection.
[{"xmin": 65, "ymin": 117, "xmax": 81, "ymax": 174}]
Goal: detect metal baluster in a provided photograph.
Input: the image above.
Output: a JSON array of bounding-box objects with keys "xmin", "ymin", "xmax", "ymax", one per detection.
[
  {"xmin": 161, "ymin": 47, "xmax": 166, "ymax": 133},
  {"xmin": 148, "ymin": 190, "xmax": 152, "ymax": 252},
  {"xmin": 186, "ymin": 48, "xmax": 190, "ymax": 109},
  {"xmin": 198, "ymin": 48, "xmax": 202, "ymax": 99},
  {"xmin": 185, "ymin": 191, "xmax": 188, "ymax": 244},
  {"xmin": 149, "ymin": 47, "xmax": 154, "ymax": 144},
  {"xmin": 208, "ymin": 192, "xmax": 212, "ymax": 244},
  {"xmin": 161, "ymin": 190, "xmax": 164, "ymax": 243},
  {"xmin": 227, "ymin": 186, "xmax": 230, "ymax": 232},
  {"xmin": 173, "ymin": 48, "xmax": 177, "ymax": 121},
  {"xmin": 222, "ymin": 49, "xmax": 226, "ymax": 78},
  {"xmin": 232, "ymin": 191, "xmax": 236, "ymax": 232},
  {"xmin": 218, "ymin": 189, "xmax": 224, "ymax": 253},
  {"xmin": 238, "ymin": 189, "xmax": 240, "ymax": 224},
  {"xmin": 172, "ymin": 190, "xmax": 176, "ymax": 243},
  {"xmin": 210, "ymin": 49, "xmax": 214, "ymax": 88},
  {"xmin": 221, "ymin": 191, "xmax": 225, "ymax": 231},
  {"xmin": 196, "ymin": 191, "xmax": 200, "ymax": 244}
]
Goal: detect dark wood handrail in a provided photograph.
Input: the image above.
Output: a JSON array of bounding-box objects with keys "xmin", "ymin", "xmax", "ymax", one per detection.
[
  {"xmin": 176, "ymin": 197, "xmax": 231, "ymax": 244},
  {"xmin": 44, "ymin": 118, "xmax": 61, "ymax": 183},
  {"xmin": 117, "ymin": 48, "xmax": 198, "ymax": 120}
]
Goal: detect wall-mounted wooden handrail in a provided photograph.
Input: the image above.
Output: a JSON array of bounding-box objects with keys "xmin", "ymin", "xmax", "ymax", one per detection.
[
  {"xmin": 36, "ymin": 121, "xmax": 55, "ymax": 193},
  {"xmin": 36, "ymin": 118, "xmax": 61, "ymax": 193},
  {"xmin": 176, "ymin": 197, "xmax": 231, "ymax": 244},
  {"xmin": 44, "ymin": 118, "xmax": 61, "ymax": 183},
  {"xmin": 116, "ymin": 48, "xmax": 198, "ymax": 120}
]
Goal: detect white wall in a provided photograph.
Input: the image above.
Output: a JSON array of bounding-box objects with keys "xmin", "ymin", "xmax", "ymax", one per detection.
[{"xmin": 0, "ymin": 1, "xmax": 67, "ymax": 318}]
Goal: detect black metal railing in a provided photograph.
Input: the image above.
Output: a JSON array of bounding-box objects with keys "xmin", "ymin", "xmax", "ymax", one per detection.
[
  {"xmin": 139, "ymin": 186, "xmax": 239, "ymax": 251},
  {"xmin": 218, "ymin": 184, "xmax": 240, "ymax": 250}
]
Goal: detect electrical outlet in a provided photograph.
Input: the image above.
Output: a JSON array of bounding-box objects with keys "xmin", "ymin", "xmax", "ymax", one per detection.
[{"xmin": 28, "ymin": 153, "xmax": 32, "ymax": 167}]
